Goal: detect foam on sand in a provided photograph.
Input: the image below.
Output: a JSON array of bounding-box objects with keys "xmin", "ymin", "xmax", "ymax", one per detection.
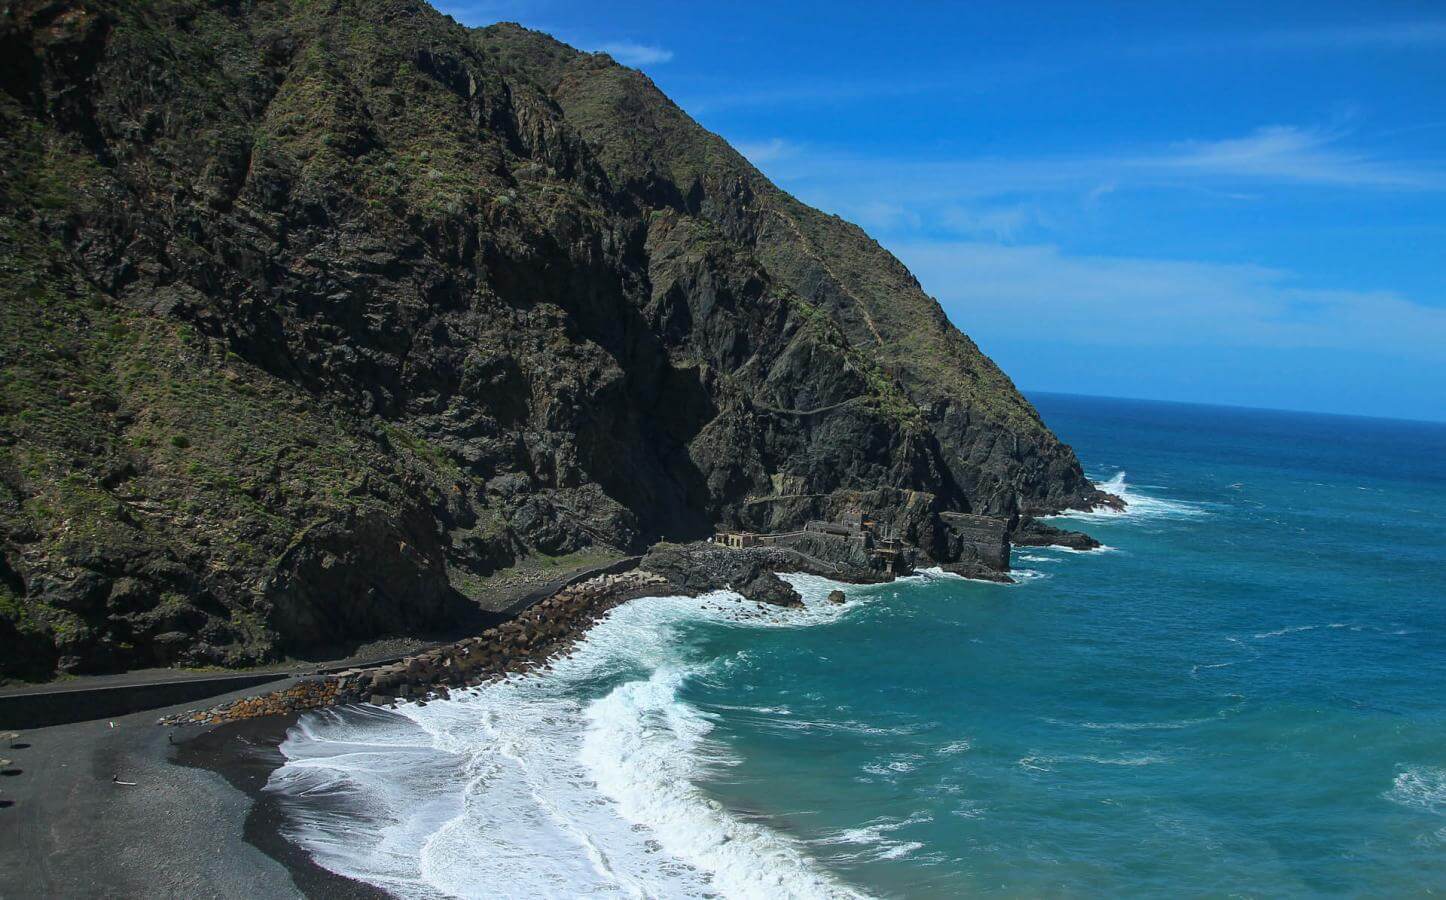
[{"xmin": 266, "ymin": 576, "xmax": 877, "ymax": 899}]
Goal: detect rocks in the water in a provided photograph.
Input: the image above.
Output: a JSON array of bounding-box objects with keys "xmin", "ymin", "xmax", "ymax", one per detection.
[
  {"xmin": 827, "ymin": 590, "xmax": 847, "ymax": 605},
  {"xmin": 940, "ymin": 562, "xmax": 1015, "ymax": 584},
  {"xmin": 640, "ymin": 541, "xmax": 891, "ymax": 604},
  {"xmin": 1011, "ymin": 517, "xmax": 1102, "ymax": 551},
  {"xmin": 738, "ymin": 572, "xmax": 803, "ymax": 608}
]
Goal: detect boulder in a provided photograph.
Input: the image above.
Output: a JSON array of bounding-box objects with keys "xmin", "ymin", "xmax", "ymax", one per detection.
[
  {"xmin": 1011, "ymin": 516, "xmax": 1101, "ymax": 551},
  {"xmin": 737, "ymin": 572, "xmax": 803, "ymax": 608}
]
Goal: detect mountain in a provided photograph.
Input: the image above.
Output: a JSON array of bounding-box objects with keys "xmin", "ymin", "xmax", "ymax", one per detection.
[{"xmin": 0, "ymin": 0, "xmax": 1111, "ymax": 680}]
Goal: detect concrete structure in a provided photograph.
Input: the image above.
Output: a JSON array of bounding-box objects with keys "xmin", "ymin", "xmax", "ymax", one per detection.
[
  {"xmin": 717, "ymin": 508, "xmax": 914, "ymax": 574},
  {"xmin": 714, "ymin": 531, "xmax": 762, "ymax": 549}
]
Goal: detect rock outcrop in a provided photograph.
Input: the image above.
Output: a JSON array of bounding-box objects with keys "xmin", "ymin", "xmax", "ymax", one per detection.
[
  {"xmin": 640, "ymin": 542, "xmax": 872, "ymax": 605},
  {"xmin": 1012, "ymin": 517, "xmax": 1103, "ymax": 552},
  {"xmin": 0, "ymin": 0, "xmax": 1114, "ymax": 680}
]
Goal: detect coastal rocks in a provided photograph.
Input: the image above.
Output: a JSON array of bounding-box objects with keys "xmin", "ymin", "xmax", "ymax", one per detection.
[
  {"xmin": 1012, "ymin": 517, "xmax": 1102, "ymax": 552},
  {"xmin": 738, "ymin": 572, "xmax": 803, "ymax": 608},
  {"xmin": 939, "ymin": 512, "xmax": 1012, "ymax": 573},
  {"xmin": 939, "ymin": 562, "xmax": 1015, "ymax": 584},
  {"xmin": 161, "ymin": 568, "xmax": 675, "ymax": 727},
  {"xmin": 640, "ymin": 541, "xmax": 890, "ymax": 606},
  {"xmin": 827, "ymin": 590, "xmax": 847, "ymax": 605}
]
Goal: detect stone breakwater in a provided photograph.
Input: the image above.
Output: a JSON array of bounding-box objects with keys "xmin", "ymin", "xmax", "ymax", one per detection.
[{"xmin": 160, "ymin": 569, "xmax": 673, "ymax": 727}]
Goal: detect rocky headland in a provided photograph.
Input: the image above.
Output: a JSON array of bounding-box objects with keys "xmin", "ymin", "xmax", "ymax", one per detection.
[{"xmin": 0, "ymin": 0, "xmax": 1117, "ymax": 684}]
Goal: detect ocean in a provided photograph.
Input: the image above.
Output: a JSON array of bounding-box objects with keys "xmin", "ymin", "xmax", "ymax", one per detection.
[{"xmin": 263, "ymin": 392, "xmax": 1446, "ymax": 897}]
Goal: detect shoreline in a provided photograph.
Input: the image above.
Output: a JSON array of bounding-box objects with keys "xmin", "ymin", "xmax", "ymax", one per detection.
[
  {"xmin": 167, "ymin": 564, "xmax": 871, "ymax": 896},
  {"xmin": 0, "ymin": 679, "xmax": 350, "ymax": 898},
  {"xmin": 1, "ymin": 535, "xmax": 1101, "ymax": 898},
  {"xmin": 173, "ymin": 714, "xmax": 389, "ymax": 899}
]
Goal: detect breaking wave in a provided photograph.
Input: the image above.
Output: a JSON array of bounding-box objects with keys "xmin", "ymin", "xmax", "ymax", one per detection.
[
  {"xmin": 812, "ymin": 811, "xmax": 933, "ymax": 863},
  {"xmin": 1386, "ymin": 766, "xmax": 1446, "ymax": 816},
  {"xmin": 1049, "ymin": 471, "xmax": 1208, "ymax": 522},
  {"xmin": 265, "ymin": 576, "xmax": 875, "ymax": 899}
]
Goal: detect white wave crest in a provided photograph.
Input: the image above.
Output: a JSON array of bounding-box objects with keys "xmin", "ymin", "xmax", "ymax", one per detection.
[
  {"xmin": 1386, "ymin": 766, "xmax": 1446, "ymax": 816},
  {"xmin": 1252, "ymin": 623, "xmax": 1351, "ymax": 640},
  {"xmin": 1018, "ymin": 752, "xmax": 1167, "ymax": 771},
  {"xmin": 266, "ymin": 578, "xmax": 879, "ymax": 899},
  {"xmin": 914, "ymin": 566, "xmax": 1024, "ymax": 585},
  {"xmin": 813, "ymin": 811, "xmax": 932, "ymax": 863},
  {"xmin": 1048, "ymin": 471, "xmax": 1207, "ymax": 522}
]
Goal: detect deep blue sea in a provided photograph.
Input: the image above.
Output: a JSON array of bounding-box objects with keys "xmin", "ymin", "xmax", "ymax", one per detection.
[{"xmin": 267, "ymin": 393, "xmax": 1446, "ymax": 897}]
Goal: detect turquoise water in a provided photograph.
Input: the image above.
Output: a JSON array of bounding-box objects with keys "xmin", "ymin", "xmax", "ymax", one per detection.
[{"xmin": 269, "ymin": 393, "xmax": 1446, "ymax": 897}]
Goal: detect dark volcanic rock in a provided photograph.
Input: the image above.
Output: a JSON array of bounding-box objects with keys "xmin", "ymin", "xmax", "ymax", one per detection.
[
  {"xmin": 940, "ymin": 562, "xmax": 1015, "ymax": 584},
  {"xmin": 827, "ymin": 590, "xmax": 847, "ymax": 605},
  {"xmin": 1012, "ymin": 517, "xmax": 1102, "ymax": 552},
  {"xmin": 0, "ymin": 0, "xmax": 1112, "ymax": 680},
  {"xmin": 940, "ymin": 513, "xmax": 1012, "ymax": 572},
  {"xmin": 641, "ymin": 542, "xmax": 882, "ymax": 604},
  {"xmin": 738, "ymin": 572, "xmax": 803, "ymax": 608}
]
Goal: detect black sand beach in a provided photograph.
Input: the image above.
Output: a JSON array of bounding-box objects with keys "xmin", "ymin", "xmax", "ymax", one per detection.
[
  {"xmin": 0, "ymin": 681, "xmax": 377, "ymax": 899},
  {"xmin": 0, "ymin": 550, "xmax": 886, "ymax": 898}
]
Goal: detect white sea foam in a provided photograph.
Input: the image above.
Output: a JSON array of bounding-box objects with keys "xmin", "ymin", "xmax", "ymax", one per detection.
[
  {"xmin": 1009, "ymin": 568, "xmax": 1050, "ymax": 583},
  {"xmin": 1042, "ymin": 711, "xmax": 1232, "ymax": 732},
  {"xmin": 1385, "ymin": 766, "xmax": 1446, "ymax": 816},
  {"xmin": 1033, "ymin": 543, "xmax": 1120, "ymax": 555},
  {"xmin": 1047, "ymin": 471, "xmax": 1207, "ymax": 523},
  {"xmin": 860, "ymin": 753, "xmax": 926, "ymax": 777},
  {"xmin": 1252, "ymin": 623, "xmax": 1350, "ymax": 640},
  {"xmin": 915, "ymin": 565, "xmax": 1044, "ymax": 586},
  {"xmin": 1189, "ymin": 661, "xmax": 1236, "ymax": 678},
  {"xmin": 813, "ymin": 811, "xmax": 932, "ymax": 863},
  {"xmin": 266, "ymin": 576, "xmax": 878, "ymax": 899},
  {"xmin": 1017, "ymin": 752, "xmax": 1167, "ymax": 772}
]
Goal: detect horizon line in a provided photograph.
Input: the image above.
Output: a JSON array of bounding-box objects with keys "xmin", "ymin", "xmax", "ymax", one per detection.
[{"xmin": 1023, "ymin": 388, "xmax": 1446, "ymax": 427}]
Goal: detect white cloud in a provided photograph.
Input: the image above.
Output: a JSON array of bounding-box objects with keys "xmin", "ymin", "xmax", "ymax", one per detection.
[
  {"xmin": 1253, "ymin": 21, "xmax": 1446, "ymax": 51},
  {"xmin": 1158, "ymin": 125, "xmax": 1440, "ymax": 188},
  {"xmin": 734, "ymin": 137, "xmax": 798, "ymax": 165},
  {"xmin": 1158, "ymin": 21, "xmax": 1446, "ymax": 55},
  {"xmin": 936, "ymin": 205, "xmax": 1039, "ymax": 240},
  {"xmin": 595, "ymin": 41, "xmax": 673, "ymax": 67},
  {"xmin": 760, "ymin": 124, "xmax": 1443, "ymax": 207},
  {"xmin": 891, "ymin": 240, "xmax": 1446, "ymax": 360}
]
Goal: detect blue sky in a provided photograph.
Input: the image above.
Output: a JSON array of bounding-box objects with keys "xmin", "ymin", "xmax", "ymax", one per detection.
[{"xmin": 441, "ymin": 1, "xmax": 1445, "ymax": 422}]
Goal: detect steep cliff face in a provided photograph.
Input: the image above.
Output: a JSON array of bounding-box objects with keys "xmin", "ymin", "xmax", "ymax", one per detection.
[{"xmin": 0, "ymin": 0, "xmax": 1110, "ymax": 679}]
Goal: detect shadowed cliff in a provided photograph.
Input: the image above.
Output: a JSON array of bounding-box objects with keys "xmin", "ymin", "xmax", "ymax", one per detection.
[{"xmin": 0, "ymin": 0, "xmax": 1111, "ymax": 679}]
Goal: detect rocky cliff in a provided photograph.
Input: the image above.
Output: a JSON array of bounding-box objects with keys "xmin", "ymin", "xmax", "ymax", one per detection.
[{"xmin": 0, "ymin": 0, "xmax": 1112, "ymax": 680}]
